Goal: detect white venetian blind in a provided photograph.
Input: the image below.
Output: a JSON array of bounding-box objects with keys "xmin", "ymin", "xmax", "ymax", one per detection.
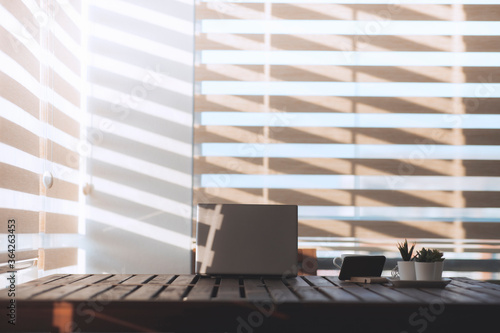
[
  {"xmin": 194, "ymin": 0, "xmax": 500, "ymax": 277},
  {"xmin": 1, "ymin": 0, "xmax": 82, "ymax": 276}
]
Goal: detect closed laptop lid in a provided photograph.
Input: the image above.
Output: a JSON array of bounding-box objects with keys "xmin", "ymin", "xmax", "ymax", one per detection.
[{"xmin": 196, "ymin": 204, "xmax": 298, "ymax": 276}]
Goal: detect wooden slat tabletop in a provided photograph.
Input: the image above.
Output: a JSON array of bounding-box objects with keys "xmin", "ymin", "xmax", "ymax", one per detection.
[
  {"xmin": 1, "ymin": 274, "xmax": 499, "ymax": 332},
  {"xmin": 3, "ymin": 274, "xmax": 500, "ymax": 304}
]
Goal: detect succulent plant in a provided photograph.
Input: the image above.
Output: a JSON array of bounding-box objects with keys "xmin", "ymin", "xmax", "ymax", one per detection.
[
  {"xmin": 397, "ymin": 239, "xmax": 415, "ymax": 261},
  {"xmin": 415, "ymin": 248, "xmax": 444, "ymax": 262},
  {"xmin": 430, "ymin": 249, "xmax": 445, "ymax": 262}
]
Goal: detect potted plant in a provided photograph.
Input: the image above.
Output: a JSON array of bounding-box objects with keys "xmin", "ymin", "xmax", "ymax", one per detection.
[
  {"xmin": 430, "ymin": 249, "xmax": 445, "ymax": 280},
  {"xmin": 414, "ymin": 248, "xmax": 434, "ymax": 280},
  {"xmin": 396, "ymin": 239, "xmax": 416, "ymax": 280},
  {"xmin": 414, "ymin": 248, "xmax": 445, "ymax": 280}
]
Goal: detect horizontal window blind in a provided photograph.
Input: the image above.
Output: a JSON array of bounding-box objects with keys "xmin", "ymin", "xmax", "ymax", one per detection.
[
  {"xmin": 194, "ymin": 0, "xmax": 500, "ymax": 278},
  {"xmin": 1, "ymin": 0, "xmax": 81, "ymax": 279}
]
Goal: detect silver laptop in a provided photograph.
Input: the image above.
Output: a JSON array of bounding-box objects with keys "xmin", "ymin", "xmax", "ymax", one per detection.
[{"xmin": 196, "ymin": 204, "xmax": 298, "ymax": 276}]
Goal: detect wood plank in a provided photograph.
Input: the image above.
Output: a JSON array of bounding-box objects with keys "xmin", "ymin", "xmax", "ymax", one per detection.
[
  {"xmin": 15, "ymin": 284, "xmax": 60, "ymax": 299},
  {"xmin": 322, "ymin": 276, "xmax": 343, "ymax": 286},
  {"xmin": 451, "ymin": 279, "xmax": 500, "ymax": 298},
  {"xmin": 366, "ymin": 284, "xmax": 416, "ymax": 303},
  {"xmin": 392, "ymin": 287, "xmax": 442, "ymax": 303},
  {"xmin": 339, "ymin": 285, "xmax": 392, "ymax": 303},
  {"xmin": 71, "ymin": 274, "xmax": 114, "ymax": 285},
  {"xmin": 264, "ymin": 279, "xmax": 299, "ymax": 302},
  {"xmin": 146, "ymin": 274, "xmax": 176, "ymax": 285},
  {"xmin": 94, "ymin": 274, "xmax": 135, "ymax": 284},
  {"xmin": 122, "ymin": 285, "xmax": 164, "ymax": 301},
  {"xmin": 450, "ymin": 278, "xmax": 490, "ymax": 290},
  {"xmin": 454, "ymin": 277, "xmax": 500, "ymax": 291},
  {"xmin": 156, "ymin": 285, "xmax": 189, "ymax": 301},
  {"xmin": 45, "ymin": 274, "xmax": 92, "ymax": 285},
  {"xmin": 302, "ymin": 276, "xmax": 336, "ymax": 287},
  {"xmin": 20, "ymin": 274, "xmax": 69, "ymax": 286},
  {"xmin": 285, "ymin": 277, "xmax": 311, "ymax": 288},
  {"xmin": 441, "ymin": 285, "xmax": 500, "ymax": 304},
  {"xmin": 31, "ymin": 284, "xmax": 87, "ymax": 300},
  {"xmin": 62, "ymin": 285, "xmax": 114, "ymax": 301},
  {"xmin": 216, "ymin": 277, "xmax": 241, "ymax": 300},
  {"xmin": 460, "ymin": 286, "xmax": 500, "ymax": 299},
  {"xmin": 93, "ymin": 285, "xmax": 138, "ymax": 301},
  {"xmin": 421, "ymin": 287, "xmax": 481, "ymax": 304},
  {"xmin": 324, "ymin": 277, "xmax": 390, "ymax": 303},
  {"xmin": 318, "ymin": 287, "xmax": 360, "ymax": 302},
  {"xmin": 243, "ymin": 278, "xmax": 272, "ymax": 301},
  {"xmin": 186, "ymin": 277, "xmax": 216, "ymax": 301},
  {"xmin": 120, "ymin": 274, "xmax": 156, "ymax": 285},
  {"xmin": 170, "ymin": 274, "xmax": 196, "ymax": 286},
  {"xmin": 292, "ymin": 287, "xmax": 330, "ymax": 302}
]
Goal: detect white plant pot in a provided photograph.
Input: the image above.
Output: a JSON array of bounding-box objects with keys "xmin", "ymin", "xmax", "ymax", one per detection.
[
  {"xmin": 415, "ymin": 262, "xmax": 435, "ymax": 281},
  {"xmin": 433, "ymin": 260, "xmax": 444, "ymax": 280},
  {"xmin": 397, "ymin": 261, "xmax": 416, "ymax": 280}
]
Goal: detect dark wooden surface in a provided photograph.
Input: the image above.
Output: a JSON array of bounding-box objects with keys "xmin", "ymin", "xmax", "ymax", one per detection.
[{"xmin": 1, "ymin": 274, "xmax": 500, "ymax": 332}]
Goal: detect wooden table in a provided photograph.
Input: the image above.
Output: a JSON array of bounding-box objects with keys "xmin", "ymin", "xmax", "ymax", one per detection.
[{"xmin": 1, "ymin": 274, "xmax": 500, "ymax": 332}]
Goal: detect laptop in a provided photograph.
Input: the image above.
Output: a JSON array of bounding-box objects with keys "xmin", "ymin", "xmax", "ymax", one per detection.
[{"xmin": 196, "ymin": 204, "xmax": 298, "ymax": 276}]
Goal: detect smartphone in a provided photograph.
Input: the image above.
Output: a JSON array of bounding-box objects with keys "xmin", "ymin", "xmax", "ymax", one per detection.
[{"xmin": 338, "ymin": 255, "xmax": 386, "ymax": 281}]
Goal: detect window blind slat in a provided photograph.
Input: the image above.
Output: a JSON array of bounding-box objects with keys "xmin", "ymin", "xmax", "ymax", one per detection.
[
  {"xmin": 198, "ymin": 64, "xmax": 500, "ymax": 83},
  {"xmin": 45, "ymin": 213, "xmax": 78, "ymax": 234},
  {"xmin": 198, "ymin": 34, "xmax": 500, "ymax": 52},
  {"xmin": 0, "ymin": 163, "xmax": 39, "ymax": 195},
  {"xmin": 194, "ymin": 188, "xmax": 500, "ymax": 207},
  {"xmin": 196, "ymin": 95, "xmax": 500, "ymax": 114},
  {"xmin": 39, "ymin": 248, "xmax": 78, "ymax": 271},
  {"xmin": 0, "ymin": 250, "xmax": 39, "ymax": 265},
  {"xmin": 0, "ymin": 209, "xmax": 39, "ymax": 234},
  {"xmin": 0, "ymin": 117, "xmax": 39, "ymax": 156},
  {"xmin": 195, "ymin": 158, "xmax": 500, "ymax": 177},
  {"xmin": 196, "ymin": 127, "xmax": 500, "ymax": 147},
  {"xmin": 0, "ymin": 72, "xmax": 39, "ymax": 118},
  {"xmin": 45, "ymin": 178, "xmax": 79, "ymax": 202}
]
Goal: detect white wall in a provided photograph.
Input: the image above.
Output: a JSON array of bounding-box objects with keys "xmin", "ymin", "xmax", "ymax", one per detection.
[{"xmin": 82, "ymin": 0, "xmax": 193, "ymax": 273}]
